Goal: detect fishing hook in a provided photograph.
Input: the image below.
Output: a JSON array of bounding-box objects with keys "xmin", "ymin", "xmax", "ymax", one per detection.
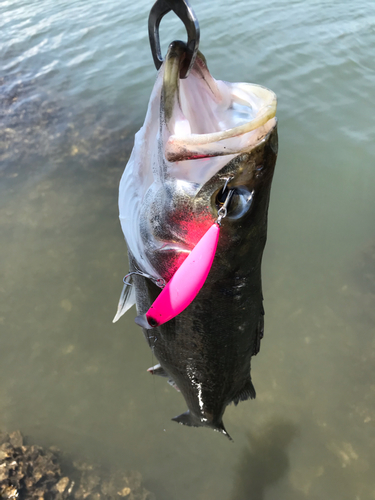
[
  {"xmin": 123, "ymin": 269, "xmax": 166, "ymax": 289},
  {"xmin": 148, "ymin": 0, "xmax": 200, "ymax": 79},
  {"xmin": 216, "ymin": 188, "xmax": 235, "ymax": 226}
]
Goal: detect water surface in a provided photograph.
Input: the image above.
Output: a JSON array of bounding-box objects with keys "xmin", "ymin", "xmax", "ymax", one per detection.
[{"xmin": 1, "ymin": 1, "xmax": 375, "ymax": 499}]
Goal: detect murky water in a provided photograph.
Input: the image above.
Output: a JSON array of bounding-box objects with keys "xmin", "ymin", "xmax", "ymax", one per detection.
[{"xmin": 1, "ymin": 0, "xmax": 375, "ymax": 498}]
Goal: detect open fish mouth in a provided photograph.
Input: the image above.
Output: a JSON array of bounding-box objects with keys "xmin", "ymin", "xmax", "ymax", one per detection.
[{"xmin": 162, "ymin": 41, "xmax": 277, "ymax": 164}]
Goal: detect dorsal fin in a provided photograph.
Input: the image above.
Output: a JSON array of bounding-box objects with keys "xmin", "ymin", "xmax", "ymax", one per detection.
[{"xmin": 232, "ymin": 379, "xmax": 256, "ymax": 406}]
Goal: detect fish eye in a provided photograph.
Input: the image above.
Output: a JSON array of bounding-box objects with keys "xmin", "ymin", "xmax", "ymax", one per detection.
[{"xmin": 215, "ymin": 186, "xmax": 254, "ymax": 220}]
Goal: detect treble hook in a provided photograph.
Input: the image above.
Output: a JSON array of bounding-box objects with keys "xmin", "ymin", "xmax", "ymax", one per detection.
[
  {"xmin": 123, "ymin": 269, "xmax": 166, "ymax": 289},
  {"xmin": 216, "ymin": 188, "xmax": 234, "ymax": 226},
  {"xmin": 148, "ymin": 0, "xmax": 200, "ymax": 79}
]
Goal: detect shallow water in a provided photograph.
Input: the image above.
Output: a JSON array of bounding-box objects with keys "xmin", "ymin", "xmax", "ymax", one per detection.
[{"xmin": 1, "ymin": 0, "xmax": 375, "ymax": 498}]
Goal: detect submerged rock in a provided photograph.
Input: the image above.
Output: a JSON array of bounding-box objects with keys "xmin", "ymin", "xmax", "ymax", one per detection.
[{"xmin": 0, "ymin": 431, "xmax": 155, "ymax": 500}]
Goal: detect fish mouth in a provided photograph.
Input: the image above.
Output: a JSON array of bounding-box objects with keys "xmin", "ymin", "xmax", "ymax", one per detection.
[{"xmin": 162, "ymin": 41, "xmax": 277, "ymax": 163}]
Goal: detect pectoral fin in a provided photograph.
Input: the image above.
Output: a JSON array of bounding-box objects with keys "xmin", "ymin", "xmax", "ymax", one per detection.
[{"xmin": 112, "ymin": 276, "xmax": 136, "ymax": 323}]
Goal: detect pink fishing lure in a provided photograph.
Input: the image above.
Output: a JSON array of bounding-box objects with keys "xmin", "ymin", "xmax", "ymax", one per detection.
[{"xmin": 135, "ymin": 222, "xmax": 220, "ymax": 329}]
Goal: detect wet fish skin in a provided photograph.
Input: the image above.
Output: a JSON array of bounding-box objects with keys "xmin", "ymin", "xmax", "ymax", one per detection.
[
  {"xmin": 119, "ymin": 41, "xmax": 278, "ymax": 437},
  {"xmin": 129, "ymin": 126, "xmax": 278, "ymax": 438}
]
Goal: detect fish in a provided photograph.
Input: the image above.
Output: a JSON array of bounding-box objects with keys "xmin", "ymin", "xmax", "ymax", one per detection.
[{"xmin": 114, "ymin": 40, "xmax": 278, "ymax": 439}]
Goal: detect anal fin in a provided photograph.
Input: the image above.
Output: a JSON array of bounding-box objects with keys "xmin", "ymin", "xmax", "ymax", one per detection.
[{"xmin": 172, "ymin": 410, "xmax": 198, "ymax": 427}]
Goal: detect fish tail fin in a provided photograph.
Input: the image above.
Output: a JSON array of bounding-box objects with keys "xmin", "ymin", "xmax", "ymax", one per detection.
[
  {"xmin": 214, "ymin": 421, "xmax": 233, "ymax": 441},
  {"xmin": 172, "ymin": 411, "xmax": 233, "ymax": 441}
]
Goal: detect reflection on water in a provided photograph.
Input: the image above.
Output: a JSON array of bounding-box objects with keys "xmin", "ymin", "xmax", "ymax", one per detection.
[
  {"xmin": 231, "ymin": 419, "xmax": 298, "ymax": 500},
  {"xmin": 0, "ymin": 72, "xmax": 134, "ymax": 183},
  {"xmin": 232, "ymin": 412, "xmax": 375, "ymax": 500},
  {"xmin": 1, "ymin": 0, "xmax": 375, "ymax": 499}
]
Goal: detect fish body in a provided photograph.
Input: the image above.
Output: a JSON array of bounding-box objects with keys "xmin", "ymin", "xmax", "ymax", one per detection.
[{"xmin": 117, "ymin": 41, "xmax": 278, "ymax": 437}]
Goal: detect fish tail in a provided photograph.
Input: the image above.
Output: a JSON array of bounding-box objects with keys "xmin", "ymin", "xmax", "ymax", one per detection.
[
  {"xmin": 214, "ymin": 421, "xmax": 233, "ymax": 441},
  {"xmin": 172, "ymin": 411, "xmax": 233, "ymax": 441}
]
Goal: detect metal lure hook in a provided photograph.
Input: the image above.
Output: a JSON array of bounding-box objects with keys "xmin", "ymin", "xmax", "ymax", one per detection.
[
  {"xmin": 148, "ymin": 0, "xmax": 200, "ymax": 79},
  {"xmin": 123, "ymin": 269, "xmax": 166, "ymax": 289},
  {"xmin": 216, "ymin": 189, "xmax": 235, "ymax": 226}
]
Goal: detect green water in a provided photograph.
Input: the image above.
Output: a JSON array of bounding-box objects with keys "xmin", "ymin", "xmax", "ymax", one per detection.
[{"xmin": 1, "ymin": 1, "xmax": 375, "ymax": 498}]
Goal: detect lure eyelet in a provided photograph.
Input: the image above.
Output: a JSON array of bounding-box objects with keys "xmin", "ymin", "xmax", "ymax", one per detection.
[
  {"xmin": 215, "ymin": 186, "xmax": 254, "ymax": 220},
  {"xmin": 148, "ymin": 317, "xmax": 158, "ymax": 327}
]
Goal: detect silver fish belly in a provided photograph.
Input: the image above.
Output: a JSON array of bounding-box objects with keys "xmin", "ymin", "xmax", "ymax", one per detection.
[{"xmin": 117, "ymin": 41, "xmax": 278, "ymax": 438}]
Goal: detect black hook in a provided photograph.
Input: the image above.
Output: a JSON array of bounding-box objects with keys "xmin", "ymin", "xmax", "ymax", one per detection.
[{"xmin": 148, "ymin": 0, "xmax": 200, "ymax": 79}]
